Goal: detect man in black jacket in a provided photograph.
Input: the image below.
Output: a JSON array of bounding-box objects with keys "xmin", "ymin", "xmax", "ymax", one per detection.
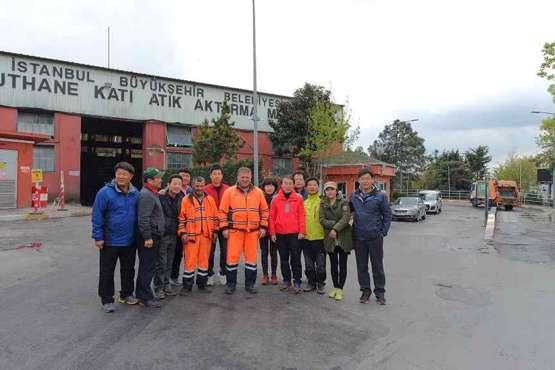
[
  {"xmin": 136, "ymin": 167, "xmax": 165, "ymax": 308},
  {"xmin": 350, "ymin": 168, "xmax": 392, "ymax": 305},
  {"xmin": 154, "ymin": 175, "xmax": 183, "ymax": 299}
]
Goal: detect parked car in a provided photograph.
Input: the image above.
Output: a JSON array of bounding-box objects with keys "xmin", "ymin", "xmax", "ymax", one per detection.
[
  {"xmin": 419, "ymin": 190, "xmax": 442, "ymax": 214},
  {"xmin": 391, "ymin": 197, "xmax": 427, "ymax": 222}
]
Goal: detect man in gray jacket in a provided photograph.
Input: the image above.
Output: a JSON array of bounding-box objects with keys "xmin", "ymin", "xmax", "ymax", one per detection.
[{"xmin": 136, "ymin": 167, "xmax": 165, "ymax": 308}]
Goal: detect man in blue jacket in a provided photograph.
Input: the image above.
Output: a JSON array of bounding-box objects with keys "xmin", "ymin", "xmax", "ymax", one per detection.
[
  {"xmin": 350, "ymin": 168, "xmax": 392, "ymax": 305},
  {"xmin": 92, "ymin": 162, "xmax": 140, "ymax": 313}
]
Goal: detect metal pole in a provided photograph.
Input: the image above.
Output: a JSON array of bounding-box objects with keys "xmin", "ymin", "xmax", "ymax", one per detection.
[
  {"xmin": 484, "ymin": 174, "xmax": 488, "ymax": 226},
  {"xmin": 252, "ymin": 0, "xmax": 259, "ymax": 186},
  {"xmin": 552, "ymin": 168, "xmax": 555, "ymax": 208},
  {"xmin": 107, "ymin": 27, "xmax": 110, "ymax": 68},
  {"xmin": 447, "ymin": 165, "xmax": 451, "ymax": 199}
]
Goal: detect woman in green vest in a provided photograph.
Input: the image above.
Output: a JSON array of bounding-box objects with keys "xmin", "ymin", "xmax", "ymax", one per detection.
[{"xmin": 319, "ymin": 181, "xmax": 352, "ymax": 301}]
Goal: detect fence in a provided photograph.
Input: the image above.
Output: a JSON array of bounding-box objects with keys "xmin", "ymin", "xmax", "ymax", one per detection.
[{"xmin": 392, "ymin": 189, "xmax": 554, "ymax": 207}]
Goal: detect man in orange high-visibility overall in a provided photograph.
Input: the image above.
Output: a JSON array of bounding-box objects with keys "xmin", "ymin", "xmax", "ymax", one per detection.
[
  {"xmin": 177, "ymin": 176, "xmax": 218, "ymax": 294},
  {"xmin": 219, "ymin": 167, "xmax": 269, "ymax": 295}
]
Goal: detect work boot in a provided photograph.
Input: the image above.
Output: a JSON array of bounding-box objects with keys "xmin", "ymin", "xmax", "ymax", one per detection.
[
  {"xmin": 270, "ymin": 275, "xmax": 279, "ymax": 285},
  {"xmin": 359, "ymin": 290, "xmax": 371, "ymax": 304},
  {"xmin": 225, "ymin": 285, "xmax": 236, "ymax": 295},
  {"xmin": 245, "ymin": 285, "xmax": 258, "ymax": 295},
  {"xmin": 316, "ymin": 283, "xmax": 326, "ymax": 295},
  {"xmin": 179, "ymin": 287, "xmax": 192, "ymax": 297},
  {"xmin": 261, "ymin": 275, "xmax": 269, "ymax": 286},
  {"xmin": 118, "ymin": 295, "xmax": 139, "ymax": 305}
]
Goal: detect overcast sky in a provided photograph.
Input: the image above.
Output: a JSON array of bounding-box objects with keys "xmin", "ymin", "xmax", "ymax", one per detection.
[{"xmin": 1, "ymin": 0, "xmax": 554, "ymax": 165}]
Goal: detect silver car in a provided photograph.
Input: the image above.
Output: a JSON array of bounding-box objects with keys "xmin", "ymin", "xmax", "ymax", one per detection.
[
  {"xmin": 419, "ymin": 190, "xmax": 443, "ymax": 214},
  {"xmin": 391, "ymin": 197, "xmax": 427, "ymax": 222}
]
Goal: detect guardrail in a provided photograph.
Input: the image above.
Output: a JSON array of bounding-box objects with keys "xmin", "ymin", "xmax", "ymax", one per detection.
[{"xmin": 393, "ymin": 189, "xmax": 554, "ymax": 207}]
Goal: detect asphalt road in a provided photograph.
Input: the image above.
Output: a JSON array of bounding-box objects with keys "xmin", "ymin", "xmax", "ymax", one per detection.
[{"xmin": 1, "ymin": 202, "xmax": 554, "ymax": 370}]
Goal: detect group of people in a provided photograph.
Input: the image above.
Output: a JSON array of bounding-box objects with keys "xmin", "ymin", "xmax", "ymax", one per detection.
[{"xmin": 92, "ymin": 162, "xmax": 391, "ymax": 313}]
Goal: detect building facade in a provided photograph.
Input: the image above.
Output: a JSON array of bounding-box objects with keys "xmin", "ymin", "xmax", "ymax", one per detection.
[{"xmin": 0, "ymin": 52, "xmax": 295, "ymax": 208}]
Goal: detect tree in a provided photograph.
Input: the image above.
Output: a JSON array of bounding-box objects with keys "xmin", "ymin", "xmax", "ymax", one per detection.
[
  {"xmin": 536, "ymin": 118, "xmax": 555, "ymax": 170},
  {"xmin": 269, "ymin": 83, "xmax": 356, "ymax": 176},
  {"xmin": 192, "ymin": 102, "xmax": 244, "ymax": 166},
  {"xmin": 465, "ymin": 145, "xmax": 492, "ymax": 180},
  {"xmin": 367, "ymin": 119, "xmax": 426, "ymax": 186},
  {"xmin": 421, "ymin": 150, "xmax": 472, "ymax": 190},
  {"xmin": 494, "ymin": 155, "xmax": 538, "ymax": 192},
  {"xmin": 537, "ymin": 42, "xmax": 555, "ymax": 102}
]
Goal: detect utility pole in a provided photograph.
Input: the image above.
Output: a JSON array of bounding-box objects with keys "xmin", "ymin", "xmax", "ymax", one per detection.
[
  {"xmin": 484, "ymin": 173, "xmax": 489, "ymax": 227},
  {"xmin": 251, "ymin": 0, "xmax": 259, "ymax": 186},
  {"xmin": 107, "ymin": 26, "xmax": 110, "ymax": 68},
  {"xmin": 447, "ymin": 165, "xmax": 451, "ymax": 199}
]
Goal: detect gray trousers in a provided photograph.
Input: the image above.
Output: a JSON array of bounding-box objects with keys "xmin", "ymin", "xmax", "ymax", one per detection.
[{"xmin": 154, "ymin": 234, "xmax": 177, "ymax": 291}]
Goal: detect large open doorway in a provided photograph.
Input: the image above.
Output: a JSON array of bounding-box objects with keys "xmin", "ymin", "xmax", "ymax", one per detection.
[{"xmin": 80, "ymin": 117, "xmax": 143, "ymax": 205}]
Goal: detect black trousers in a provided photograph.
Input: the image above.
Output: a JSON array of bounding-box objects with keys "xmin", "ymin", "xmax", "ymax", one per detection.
[
  {"xmin": 170, "ymin": 236, "xmax": 182, "ymax": 281},
  {"xmin": 328, "ymin": 246, "xmax": 349, "ymax": 289},
  {"xmin": 208, "ymin": 231, "xmax": 227, "ymax": 277},
  {"xmin": 260, "ymin": 236, "xmax": 278, "ymax": 276},
  {"xmin": 354, "ymin": 236, "xmax": 385, "ymax": 297},
  {"xmin": 98, "ymin": 245, "xmax": 136, "ymax": 304},
  {"xmin": 303, "ymin": 239, "xmax": 326, "ymax": 285},
  {"xmin": 276, "ymin": 234, "xmax": 302, "ymax": 284},
  {"xmin": 136, "ymin": 234, "xmax": 161, "ymax": 301}
]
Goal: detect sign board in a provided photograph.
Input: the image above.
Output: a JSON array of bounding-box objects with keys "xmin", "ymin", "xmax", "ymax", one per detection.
[
  {"xmin": 0, "ymin": 52, "xmax": 287, "ymax": 132},
  {"xmin": 31, "ymin": 168, "xmax": 43, "ymax": 183}
]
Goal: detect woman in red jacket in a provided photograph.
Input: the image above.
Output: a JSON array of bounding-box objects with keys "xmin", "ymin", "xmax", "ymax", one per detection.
[{"xmin": 269, "ymin": 176, "xmax": 306, "ymax": 294}]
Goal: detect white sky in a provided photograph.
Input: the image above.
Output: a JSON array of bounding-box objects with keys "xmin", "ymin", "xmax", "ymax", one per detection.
[{"xmin": 1, "ymin": 0, "xmax": 554, "ymax": 164}]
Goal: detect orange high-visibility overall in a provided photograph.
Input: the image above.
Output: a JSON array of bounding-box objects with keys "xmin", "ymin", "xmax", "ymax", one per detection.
[
  {"xmin": 177, "ymin": 193, "xmax": 218, "ymax": 288},
  {"xmin": 218, "ymin": 185, "xmax": 269, "ymax": 287}
]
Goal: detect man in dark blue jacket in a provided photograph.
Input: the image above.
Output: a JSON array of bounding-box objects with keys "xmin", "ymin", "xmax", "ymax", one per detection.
[
  {"xmin": 350, "ymin": 168, "xmax": 392, "ymax": 305},
  {"xmin": 92, "ymin": 162, "xmax": 140, "ymax": 313}
]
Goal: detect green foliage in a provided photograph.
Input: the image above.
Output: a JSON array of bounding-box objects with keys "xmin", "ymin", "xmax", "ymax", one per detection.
[
  {"xmin": 493, "ymin": 155, "xmax": 538, "ymax": 192},
  {"xmin": 421, "ymin": 150, "xmax": 472, "ymax": 190},
  {"xmin": 192, "ymin": 102, "xmax": 245, "ymax": 166},
  {"xmin": 464, "ymin": 145, "xmax": 492, "ymax": 180},
  {"xmin": 536, "ymin": 118, "xmax": 555, "ymax": 169},
  {"xmin": 537, "ymin": 42, "xmax": 555, "ymax": 102},
  {"xmin": 367, "ymin": 119, "xmax": 426, "ymax": 175},
  {"xmin": 162, "ymin": 159, "xmax": 263, "ymax": 187}
]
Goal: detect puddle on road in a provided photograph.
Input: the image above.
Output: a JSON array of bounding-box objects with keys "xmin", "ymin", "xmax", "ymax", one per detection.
[{"xmin": 435, "ymin": 283, "xmax": 492, "ymax": 307}]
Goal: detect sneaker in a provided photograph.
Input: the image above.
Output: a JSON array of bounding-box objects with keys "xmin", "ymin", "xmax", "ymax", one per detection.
[
  {"xmin": 139, "ymin": 299, "xmax": 161, "ymax": 309},
  {"xmin": 219, "ymin": 274, "xmax": 227, "ymax": 285},
  {"xmin": 118, "ymin": 296, "xmax": 139, "ymax": 305},
  {"xmin": 270, "ymin": 275, "xmax": 279, "ymax": 285},
  {"xmin": 225, "ymin": 285, "xmax": 236, "ymax": 295},
  {"xmin": 169, "ymin": 278, "xmax": 182, "ymax": 287},
  {"xmin": 303, "ymin": 283, "xmax": 316, "ymax": 292},
  {"xmin": 335, "ymin": 289, "xmax": 344, "ymax": 301},
  {"xmin": 261, "ymin": 275, "xmax": 269, "ymax": 286},
  {"xmin": 328, "ymin": 288, "xmax": 338, "ymax": 299},
  {"xmin": 207, "ymin": 276, "xmax": 215, "ymax": 287},
  {"xmin": 179, "ymin": 287, "xmax": 192, "ymax": 296},
  {"xmin": 101, "ymin": 302, "xmax": 116, "ymax": 313},
  {"xmin": 359, "ymin": 291, "xmax": 371, "ymax": 304},
  {"xmin": 156, "ymin": 290, "xmax": 166, "ymax": 300},
  {"xmin": 376, "ymin": 296, "xmax": 386, "ymax": 305},
  {"xmin": 164, "ymin": 287, "xmax": 179, "ymax": 297},
  {"xmin": 280, "ymin": 282, "xmax": 292, "ymax": 291},
  {"xmin": 293, "ymin": 282, "xmax": 303, "ymax": 294},
  {"xmin": 245, "ymin": 286, "xmax": 258, "ymax": 294},
  {"xmin": 316, "ymin": 283, "xmax": 326, "ymax": 295},
  {"xmin": 198, "ymin": 286, "xmax": 212, "ymax": 294}
]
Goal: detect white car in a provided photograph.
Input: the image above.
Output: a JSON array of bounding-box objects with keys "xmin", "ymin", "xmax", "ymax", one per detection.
[{"xmin": 419, "ymin": 190, "xmax": 442, "ymax": 214}]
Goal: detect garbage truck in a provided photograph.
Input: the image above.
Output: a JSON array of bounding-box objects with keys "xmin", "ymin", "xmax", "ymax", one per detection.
[{"xmin": 470, "ymin": 180, "xmax": 520, "ymax": 210}]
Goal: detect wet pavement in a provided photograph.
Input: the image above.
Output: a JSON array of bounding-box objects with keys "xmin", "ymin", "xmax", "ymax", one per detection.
[{"xmin": 1, "ymin": 202, "xmax": 555, "ymax": 369}]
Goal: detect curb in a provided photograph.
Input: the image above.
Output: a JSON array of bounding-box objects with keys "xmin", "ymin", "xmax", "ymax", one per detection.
[
  {"xmin": 484, "ymin": 206, "xmax": 497, "ymax": 241},
  {"xmin": 0, "ymin": 209, "xmax": 92, "ymax": 222}
]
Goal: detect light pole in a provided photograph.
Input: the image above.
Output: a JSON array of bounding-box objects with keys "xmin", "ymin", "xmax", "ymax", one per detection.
[
  {"xmin": 252, "ymin": 0, "xmax": 259, "ymax": 186},
  {"xmin": 531, "ymin": 110, "xmax": 555, "ymax": 207},
  {"xmin": 447, "ymin": 164, "xmax": 451, "ymax": 199}
]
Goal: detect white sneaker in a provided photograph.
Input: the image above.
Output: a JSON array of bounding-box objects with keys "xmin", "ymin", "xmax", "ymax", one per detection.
[
  {"xmin": 207, "ymin": 276, "xmax": 215, "ymax": 286},
  {"xmin": 220, "ymin": 274, "xmax": 227, "ymax": 285}
]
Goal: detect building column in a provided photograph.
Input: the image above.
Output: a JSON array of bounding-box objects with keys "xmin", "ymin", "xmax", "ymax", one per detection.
[
  {"xmin": 54, "ymin": 113, "xmax": 81, "ymax": 202},
  {"xmin": 143, "ymin": 121, "xmax": 166, "ymax": 171}
]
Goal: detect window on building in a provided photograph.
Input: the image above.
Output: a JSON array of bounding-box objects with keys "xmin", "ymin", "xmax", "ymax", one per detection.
[
  {"xmin": 167, "ymin": 125, "xmax": 192, "ymax": 147},
  {"xmin": 33, "ymin": 146, "xmax": 55, "ymax": 172},
  {"xmin": 167, "ymin": 152, "xmax": 192, "ymax": 171},
  {"xmin": 375, "ymin": 182, "xmax": 385, "ymax": 191},
  {"xmin": 337, "ymin": 182, "xmax": 347, "ymax": 197},
  {"xmin": 272, "ymin": 157, "xmax": 292, "ymax": 177},
  {"xmin": 17, "ymin": 112, "xmax": 55, "ymax": 136}
]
